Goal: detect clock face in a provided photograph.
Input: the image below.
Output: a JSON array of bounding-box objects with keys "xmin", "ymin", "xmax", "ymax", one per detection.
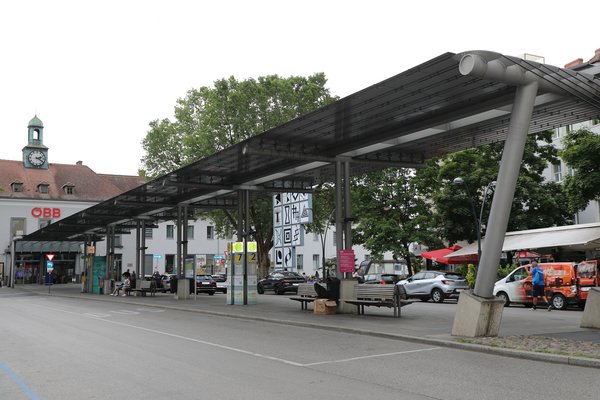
[{"xmin": 28, "ymin": 150, "xmax": 46, "ymax": 166}]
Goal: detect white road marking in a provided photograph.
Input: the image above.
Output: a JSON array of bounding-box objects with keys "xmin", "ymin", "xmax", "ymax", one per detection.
[
  {"xmin": 302, "ymin": 347, "xmax": 440, "ymax": 366},
  {"xmin": 36, "ymin": 304, "xmax": 440, "ymax": 367}
]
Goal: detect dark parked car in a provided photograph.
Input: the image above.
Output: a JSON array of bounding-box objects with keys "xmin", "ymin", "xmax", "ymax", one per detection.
[
  {"xmin": 195, "ymin": 275, "xmax": 217, "ymax": 295},
  {"xmin": 257, "ymin": 271, "xmax": 305, "ymax": 295}
]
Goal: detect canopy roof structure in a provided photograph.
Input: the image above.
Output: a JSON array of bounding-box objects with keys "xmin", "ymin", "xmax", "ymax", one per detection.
[
  {"xmin": 22, "ymin": 50, "xmax": 600, "ymax": 244},
  {"xmin": 446, "ymin": 223, "xmax": 600, "ymax": 259}
]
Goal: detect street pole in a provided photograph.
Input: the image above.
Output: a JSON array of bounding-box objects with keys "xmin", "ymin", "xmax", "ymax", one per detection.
[{"xmin": 453, "ymin": 178, "xmax": 481, "ymax": 261}]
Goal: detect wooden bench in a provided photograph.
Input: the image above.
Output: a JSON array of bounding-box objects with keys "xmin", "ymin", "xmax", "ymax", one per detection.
[
  {"xmin": 289, "ymin": 283, "xmax": 320, "ymax": 310},
  {"xmin": 129, "ymin": 280, "xmax": 156, "ymax": 297},
  {"xmin": 344, "ymin": 284, "xmax": 414, "ymax": 317}
]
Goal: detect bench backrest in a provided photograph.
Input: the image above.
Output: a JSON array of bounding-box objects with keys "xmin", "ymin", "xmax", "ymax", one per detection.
[
  {"xmin": 355, "ymin": 284, "xmax": 396, "ymax": 301},
  {"xmin": 140, "ymin": 280, "xmax": 152, "ymax": 289},
  {"xmin": 296, "ymin": 283, "xmax": 318, "ymax": 297}
]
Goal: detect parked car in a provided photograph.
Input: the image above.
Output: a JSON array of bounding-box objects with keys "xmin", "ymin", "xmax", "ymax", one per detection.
[
  {"xmin": 195, "ymin": 275, "xmax": 217, "ymax": 295},
  {"xmin": 257, "ymin": 271, "xmax": 305, "ymax": 295},
  {"xmin": 362, "ymin": 273, "xmax": 404, "ymax": 285},
  {"xmin": 161, "ymin": 274, "xmax": 176, "ymax": 293},
  {"xmin": 212, "ymin": 274, "xmax": 227, "ymax": 293},
  {"xmin": 493, "ymin": 261, "xmax": 598, "ymax": 310},
  {"xmin": 397, "ymin": 271, "xmax": 469, "ymax": 303}
]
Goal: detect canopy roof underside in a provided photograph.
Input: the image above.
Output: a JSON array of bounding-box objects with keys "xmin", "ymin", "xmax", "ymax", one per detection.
[{"xmin": 22, "ymin": 50, "xmax": 600, "ymax": 243}]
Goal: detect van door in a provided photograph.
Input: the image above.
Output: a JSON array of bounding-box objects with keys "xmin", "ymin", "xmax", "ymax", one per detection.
[{"xmin": 504, "ymin": 266, "xmax": 530, "ymax": 303}]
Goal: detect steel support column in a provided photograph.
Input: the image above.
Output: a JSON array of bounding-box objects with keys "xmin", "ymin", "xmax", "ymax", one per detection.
[
  {"xmin": 335, "ymin": 160, "xmax": 344, "ymax": 279},
  {"xmin": 475, "ymin": 81, "xmax": 539, "ymax": 298}
]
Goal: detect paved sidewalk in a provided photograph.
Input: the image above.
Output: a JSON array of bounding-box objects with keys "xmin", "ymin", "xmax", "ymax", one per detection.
[{"xmin": 6, "ymin": 283, "xmax": 600, "ymax": 368}]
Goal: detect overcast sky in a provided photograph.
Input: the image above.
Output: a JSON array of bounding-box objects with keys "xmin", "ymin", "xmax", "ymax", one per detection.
[{"xmin": 1, "ymin": 0, "xmax": 598, "ymax": 176}]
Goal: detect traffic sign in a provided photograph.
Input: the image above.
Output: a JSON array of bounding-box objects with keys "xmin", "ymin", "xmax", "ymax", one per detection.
[
  {"xmin": 47, "ymin": 261, "xmax": 54, "ymax": 269},
  {"xmin": 46, "ymin": 254, "xmax": 55, "ymax": 261}
]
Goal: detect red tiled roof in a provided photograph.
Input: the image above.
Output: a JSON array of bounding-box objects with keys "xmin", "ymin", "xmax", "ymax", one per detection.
[{"xmin": 0, "ymin": 159, "xmax": 144, "ymax": 201}]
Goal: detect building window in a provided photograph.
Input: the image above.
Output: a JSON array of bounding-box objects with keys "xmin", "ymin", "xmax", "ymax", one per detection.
[
  {"xmin": 11, "ymin": 182, "xmax": 23, "ymax": 192},
  {"xmin": 187, "ymin": 225, "xmax": 194, "ymax": 240},
  {"xmin": 207, "ymin": 225, "xmax": 215, "ymax": 239},
  {"xmin": 332, "ymin": 231, "xmax": 336, "ymax": 244},
  {"xmin": 38, "ymin": 183, "xmax": 49, "ymax": 194},
  {"xmin": 39, "ymin": 219, "xmax": 52, "ymax": 229},
  {"xmin": 114, "ymin": 235, "xmax": 123, "ymax": 248},
  {"xmin": 297, "ymin": 254, "xmax": 304, "ymax": 270},
  {"xmin": 144, "ymin": 227, "xmax": 153, "ymax": 239},
  {"xmin": 10, "ymin": 218, "xmax": 26, "ymax": 237},
  {"xmin": 553, "ymin": 163, "xmax": 562, "ymax": 182},
  {"xmin": 63, "ymin": 185, "xmax": 74, "ymax": 195},
  {"xmin": 166, "ymin": 225, "xmax": 174, "ymax": 239},
  {"xmin": 552, "ymin": 129, "xmax": 562, "ymax": 140},
  {"xmin": 312, "ymin": 254, "xmax": 320, "ymax": 269}
]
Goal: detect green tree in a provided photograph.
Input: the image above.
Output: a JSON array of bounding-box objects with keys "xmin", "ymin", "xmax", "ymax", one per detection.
[
  {"xmin": 351, "ymin": 168, "xmax": 443, "ymax": 276},
  {"xmin": 416, "ymin": 131, "xmax": 571, "ymax": 246},
  {"xmin": 141, "ymin": 74, "xmax": 337, "ymax": 276},
  {"xmin": 560, "ymin": 129, "xmax": 600, "ymax": 213}
]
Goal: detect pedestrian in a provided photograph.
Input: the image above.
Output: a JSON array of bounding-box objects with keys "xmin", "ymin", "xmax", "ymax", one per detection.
[
  {"xmin": 302, "ymin": 272, "xmax": 308, "ymax": 282},
  {"xmin": 530, "ymin": 261, "xmax": 551, "ymax": 311}
]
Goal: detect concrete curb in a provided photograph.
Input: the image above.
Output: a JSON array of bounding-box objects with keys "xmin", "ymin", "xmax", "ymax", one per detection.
[{"xmin": 27, "ymin": 290, "xmax": 600, "ymax": 369}]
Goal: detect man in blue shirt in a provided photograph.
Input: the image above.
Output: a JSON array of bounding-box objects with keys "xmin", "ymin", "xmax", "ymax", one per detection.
[{"xmin": 531, "ymin": 261, "xmax": 552, "ymax": 311}]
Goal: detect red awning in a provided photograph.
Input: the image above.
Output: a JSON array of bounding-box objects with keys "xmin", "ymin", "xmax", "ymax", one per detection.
[
  {"xmin": 516, "ymin": 251, "xmax": 541, "ymax": 259},
  {"xmin": 421, "ymin": 245, "xmax": 479, "ymax": 264}
]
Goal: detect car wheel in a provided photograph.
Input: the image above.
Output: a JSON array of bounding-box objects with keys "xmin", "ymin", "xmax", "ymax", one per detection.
[
  {"xmin": 431, "ymin": 288, "xmax": 445, "ymax": 303},
  {"xmin": 209, "ymin": 291, "xmax": 215, "ymax": 296},
  {"xmin": 551, "ymin": 293, "xmax": 567, "ymax": 310},
  {"xmin": 257, "ymin": 285, "xmax": 264, "ymax": 294},
  {"xmin": 496, "ymin": 291, "xmax": 511, "ymax": 307}
]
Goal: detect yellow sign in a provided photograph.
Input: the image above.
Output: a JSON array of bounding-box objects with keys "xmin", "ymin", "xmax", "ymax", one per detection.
[
  {"xmin": 248, "ymin": 253, "xmax": 257, "ymax": 262},
  {"xmin": 235, "ymin": 254, "xmax": 243, "ymax": 263},
  {"xmin": 232, "ymin": 242, "xmax": 244, "ymax": 253},
  {"xmin": 247, "ymin": 241, "xmax": 257, "ymax": 252}
]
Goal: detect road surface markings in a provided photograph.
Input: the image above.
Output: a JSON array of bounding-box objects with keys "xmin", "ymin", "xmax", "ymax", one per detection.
[
  {"xmin": 0, "ymin": 360, "xmax": 41, "ymax": 400},
  {"xmin": 37, "ymin": 303, "xmax": 441, "ymax": 367}
]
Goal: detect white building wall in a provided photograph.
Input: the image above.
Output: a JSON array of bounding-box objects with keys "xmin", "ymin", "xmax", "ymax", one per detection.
[{"xmin": 542, "ymin": 120, "xmax": 600, "ymax": 225}]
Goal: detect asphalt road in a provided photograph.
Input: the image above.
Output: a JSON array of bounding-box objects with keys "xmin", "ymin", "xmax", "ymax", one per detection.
[{"xmin": 1, "ymin": 292, "xmax": 600, "ymax": 400}]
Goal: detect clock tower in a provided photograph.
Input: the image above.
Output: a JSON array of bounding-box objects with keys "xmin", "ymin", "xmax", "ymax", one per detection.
[{"xmin": 22, "ymin": 115, "xmax": 49, "ymax": 169}]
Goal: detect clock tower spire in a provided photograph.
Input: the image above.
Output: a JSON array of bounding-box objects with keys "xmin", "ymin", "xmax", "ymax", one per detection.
[{"xmin": 22, "ymin": 115, "xmax": 49, "ymax": 169}]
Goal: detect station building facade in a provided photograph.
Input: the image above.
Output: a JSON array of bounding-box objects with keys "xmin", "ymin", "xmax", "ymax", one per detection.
[{"xmin": 2, "ymin": 117, "xmax": 382, "ymax": 285}]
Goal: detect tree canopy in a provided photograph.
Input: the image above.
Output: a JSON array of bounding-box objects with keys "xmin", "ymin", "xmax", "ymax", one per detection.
[
  {"xmin": 141, "ymin": 73, "xmax": 337, "ymax": 275},
  {"xmin": 560, "ymin": 128, "xmax": 600, "ymax": 213},
  {"xmin": 415, "ymin": 130, "xmax": 571, "ymax": 246}
]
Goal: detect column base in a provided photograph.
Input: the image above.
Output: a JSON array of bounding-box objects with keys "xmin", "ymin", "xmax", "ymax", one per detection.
[
  {"xmin": 338, "ymin": 279, "xmax": 358, "ymax": 314},
  {"xmin": 581, "ymin": 288, "xmax": 600, "ymax": 329},
  {"xmin": 452, "ymin": 290, "xmax": 504, "ymax": 337},
  {"xmin": 175, "ymin": 278, "xmax": 190, "ymax": 300}
]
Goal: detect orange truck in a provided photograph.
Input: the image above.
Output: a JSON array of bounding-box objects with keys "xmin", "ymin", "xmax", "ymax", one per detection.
[{"xmin": 493, "ymin": 261, "xmax": 599, "ymax": 310}]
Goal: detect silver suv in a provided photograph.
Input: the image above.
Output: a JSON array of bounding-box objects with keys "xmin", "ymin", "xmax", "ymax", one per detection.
[{"xmin": 397, "ymin": 271, "xmax": 469, "ymax": 303}]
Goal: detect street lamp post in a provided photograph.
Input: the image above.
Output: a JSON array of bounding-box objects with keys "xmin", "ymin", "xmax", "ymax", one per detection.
[{"xmin": 453, "ymin": 178, "xmax": 496, "ymax": 263}]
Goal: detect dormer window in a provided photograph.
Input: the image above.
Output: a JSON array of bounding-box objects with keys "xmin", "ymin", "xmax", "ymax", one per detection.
[
  {"xmin": 62, "ymin": 183, "xmax": 75, "ymax": 195},
  {"xmin": 38, "ymin": 183, "xmax": 49, "ymax": 194},
  {"xmin": 11, "ymin": 181, "xmax": 23, "ymax": 193}
]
